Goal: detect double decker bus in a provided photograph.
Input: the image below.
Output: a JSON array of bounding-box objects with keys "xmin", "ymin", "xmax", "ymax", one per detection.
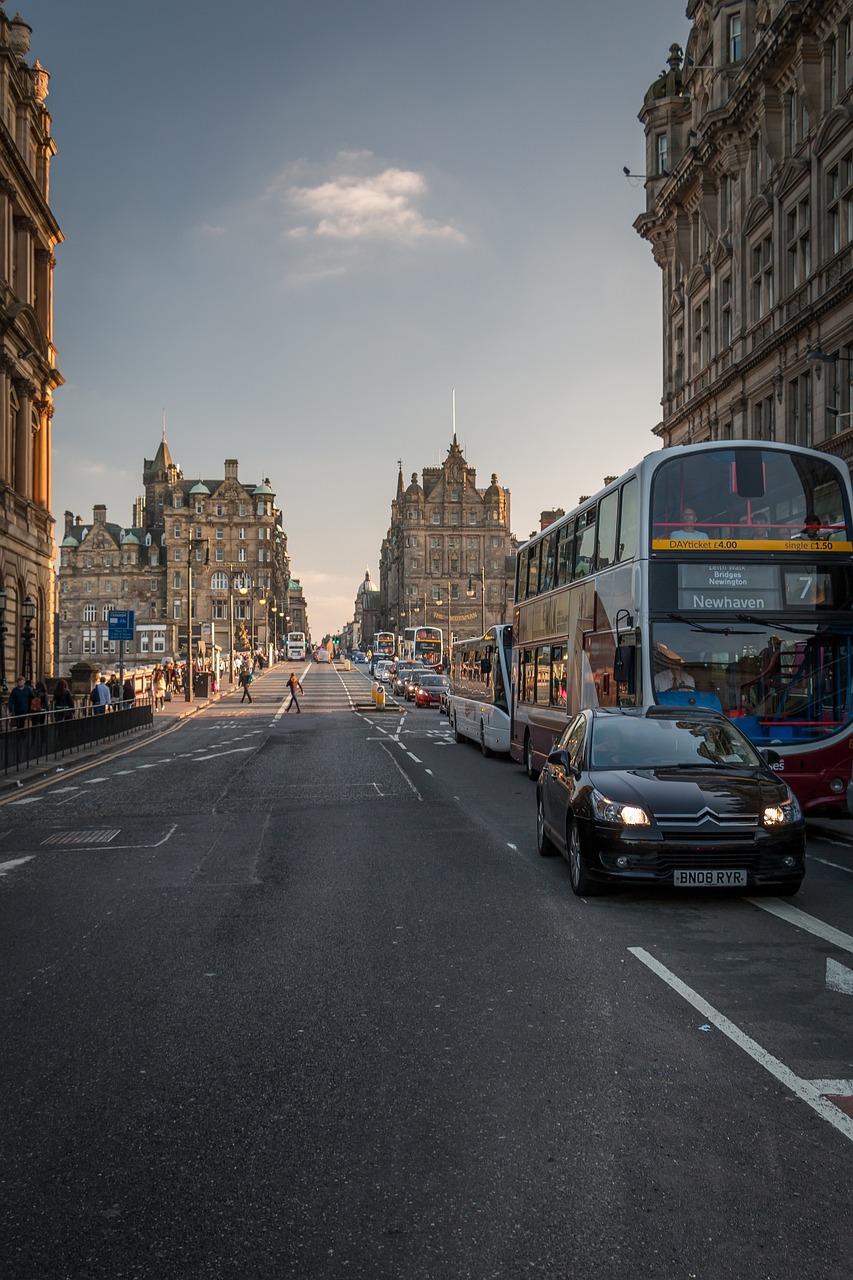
[
  {"xmin": 286, "ymin": 631, "xmax": 306, "ymax": 660},
  {"xmin": 373, "ymin": 631, "xmax": 396, "ymax": 657},
  {"xmin": 511, "ymin": 441, "xmax": 853, "ymax": 816},
  {"xmin": 400, "ymin": 626, "xmax": 443, "ymax": 669},
  {"xmin": 448, "ymin": 625, "xmax": 513, "ymax": 755}
]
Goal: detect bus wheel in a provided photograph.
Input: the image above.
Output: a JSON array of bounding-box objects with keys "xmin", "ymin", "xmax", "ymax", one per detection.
[
  {"xmin": 480, "ymin": 722, "xmax": 492, "ymax": 757},
  {"xmin": 452, "ymin": 713, "xmax": 465, "ymax": 744},
  {"xmin": 524, "ymin": 734, "xmax": 537, "ymax": 780}
]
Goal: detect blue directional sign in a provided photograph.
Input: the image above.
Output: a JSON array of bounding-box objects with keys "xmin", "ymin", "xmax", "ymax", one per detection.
[{"xmin": 108, "ymin": 609, "xmax": 134, "ymax": 642}]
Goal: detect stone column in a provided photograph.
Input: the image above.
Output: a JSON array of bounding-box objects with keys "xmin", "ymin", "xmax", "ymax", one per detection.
[{"xmin": 13, "ymin": 377, "xmax": 35, "ymax": 499}]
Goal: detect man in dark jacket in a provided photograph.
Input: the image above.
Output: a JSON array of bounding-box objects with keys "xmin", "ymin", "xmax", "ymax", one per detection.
[{"xmin": 7, "ymin": 676, "xmax": 33, "ymax": 724}]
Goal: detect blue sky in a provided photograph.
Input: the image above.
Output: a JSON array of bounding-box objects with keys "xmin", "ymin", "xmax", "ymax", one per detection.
[{"xmin": 22, "ymin": 0, "xmax": 691, "ymax": 637}]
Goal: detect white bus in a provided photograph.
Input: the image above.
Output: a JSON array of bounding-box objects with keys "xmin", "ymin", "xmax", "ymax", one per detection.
[
  {"xmin": 448, "ymin": 625, "xmax": 513, "ymax": 755},
  {"xmin": 286, "ymin": 631, "xmax": 306, "ymax": 660}
]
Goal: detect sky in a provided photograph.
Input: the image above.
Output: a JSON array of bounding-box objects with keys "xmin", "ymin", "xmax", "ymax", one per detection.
[{"xmin": 21, "ymin": 0, "xmax": 692, "ymax": 638}]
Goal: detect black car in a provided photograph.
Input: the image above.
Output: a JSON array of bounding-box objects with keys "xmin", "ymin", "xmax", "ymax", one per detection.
[{"xmin": 536, "ymin": 707, "xmax": 805, "ymax": 897}]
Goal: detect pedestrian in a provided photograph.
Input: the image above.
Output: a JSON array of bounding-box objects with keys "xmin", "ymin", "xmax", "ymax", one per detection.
[
  {"xmin": 53, "ymin": 678, "xmax": 75, "ymax": 721},
  {"xmin": 122, "ymin": 677, "xmax": 135, "ymax": 705},
  {"xmin": 91, "ymin": 675, "xmax": 111, "ymax": 715},
  {"xmin": 107, "ymin": 673, "xmax": 120, "ymax": 703},
  {"xmin": 239, "ymin": 663, "xmax": 254, "ymax": 703},
  {"xmin": 152, "ymin": 666, "xmax": 166, "ymax": 710},
  {"xmin": 31, "ymin": 680, "xmax": 49, "ymax": 726},
  {"xmin": 285, "ymin": 670, "xmax": 304, "ymax": 713},
  {"xmin": 7, "ymin": 675, "xmax": 34, "ymax": 726}
]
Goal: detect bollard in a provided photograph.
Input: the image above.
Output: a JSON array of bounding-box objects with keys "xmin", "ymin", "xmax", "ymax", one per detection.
[
  {"xmin": 376, "ymin": 685, "xmax": 386, "ymax": 710},
  {"xmin": 345, "ymin": 659, "xmax": 351, "ymax": 671},
  {"xmin": 371, "ymin": 681, "xmax": 378, "ymax": 703}
]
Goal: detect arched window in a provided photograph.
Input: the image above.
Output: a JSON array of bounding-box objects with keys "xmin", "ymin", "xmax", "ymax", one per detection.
[{"xmin": 211, "ymin": 571, "xmax": 228, "ymax": 591}]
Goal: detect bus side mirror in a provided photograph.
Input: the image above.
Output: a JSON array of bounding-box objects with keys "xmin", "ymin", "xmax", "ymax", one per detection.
[{"xmin": 613, "ymin": 644, "xmax": 635, "ymax": 693}]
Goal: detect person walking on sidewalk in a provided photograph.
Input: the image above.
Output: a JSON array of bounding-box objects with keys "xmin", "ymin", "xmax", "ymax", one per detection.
[
  {"xmin": 239, "ymin": 662, "xmax": 254, "ymax": 703},
  {"xmin": 285, "ymin": 671, "xmax": 304, "ymax": 713}
]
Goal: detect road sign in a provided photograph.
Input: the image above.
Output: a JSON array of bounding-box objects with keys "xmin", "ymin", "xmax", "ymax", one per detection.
[{"xmin": 107, "ymin": 610, "xmax": 134, "ymax": 642}]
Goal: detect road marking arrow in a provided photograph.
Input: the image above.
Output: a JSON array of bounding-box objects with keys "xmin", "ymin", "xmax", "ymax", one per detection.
[{"xmin": 826, "ymin": 958, "xmax": 853, "ymax": 995}]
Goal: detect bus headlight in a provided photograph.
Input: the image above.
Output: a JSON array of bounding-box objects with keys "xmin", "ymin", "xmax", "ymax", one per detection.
[
  {"xmin": 763, "ymin": 792, "xmax": 802, "ymax": 827},
  {"xmin": 590, "ymin": 789, "xmax": 650, "ymax": 826}
]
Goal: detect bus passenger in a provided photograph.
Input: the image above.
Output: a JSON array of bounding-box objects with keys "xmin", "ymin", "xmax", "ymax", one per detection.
[{"xmin": 670, "ymin": 508, "xmax": 710, "ymax": 540}]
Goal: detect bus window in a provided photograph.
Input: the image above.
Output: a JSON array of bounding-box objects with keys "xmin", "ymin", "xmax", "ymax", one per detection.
[
  {"xmin": 527, "ymin": 541, "xmax": 541, "ymax": 597},
  {"xmin": 574, "ymin": 509, "xmax": 596, "ymax": 580},
  {"xmin": 556, "ymin": 519, "xmax": 575, "ymax": 586},
  {"xmin": 516, "ymin": 545, "xmax": 530, "ymax": 602},
  {"xmin": 540, "ymin": 531, "xmax": 556, "ymax": 593},
  {"xmin": 522, "ymin": 649, "xmax": 536, "ymax": 702},
  {"xmin": 535, "ymin": 645, "xmax": 551, "ymax": 704},
  {"xmin": 616, "ymin": 478, "xmax": 638, "ymax": 562},
  {"xmin": 596, "ymin": 490, "xmax": 618, "ymax": 569},
  {"xmin": 550, "ymin": 646, "xmax": 567, "ymax": 705}
]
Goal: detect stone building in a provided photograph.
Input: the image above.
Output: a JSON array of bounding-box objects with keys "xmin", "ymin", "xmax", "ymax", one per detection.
[
  {"xmin": 285, "ymin": 578, "xmax": 310, "ymax": 647},
  {"xmin": 635, "ymin": 1, "xmax": 853, "ymax": 466},
  {"xmin": 378, "ymin": 438, "xmax": 516, "ymax": 648},
  {"xmin": 58, "ymin": 436, "xmax": 291, "ymax": 672},
  {"xmin": 0, "ymin": 3, "xmax": 63, "ymax": 691}
]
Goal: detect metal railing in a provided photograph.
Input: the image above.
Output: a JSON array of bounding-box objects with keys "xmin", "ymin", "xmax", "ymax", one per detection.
[{"xmin": 0, "ymin": 701, "xmax": 155, "ymax": 776}]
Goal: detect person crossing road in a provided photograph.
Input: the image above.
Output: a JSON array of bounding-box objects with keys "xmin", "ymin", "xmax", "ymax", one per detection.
[{"xmin": 286, "ymin": 671, "xmax": 304, "ymax": 713}]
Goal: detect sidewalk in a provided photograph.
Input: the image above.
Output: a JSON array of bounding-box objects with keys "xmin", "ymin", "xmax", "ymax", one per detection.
[{"xmin": 0, "ymin": 670, "xmax": 269, "ymax": 798}]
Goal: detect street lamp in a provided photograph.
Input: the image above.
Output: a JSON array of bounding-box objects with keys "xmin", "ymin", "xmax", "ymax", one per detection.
[
  {"xmin": 184, "ymin": 538, "xmax": 209, "ymax": 702},
  {"xmin": 467, "ymin": 566, "xmax": 486, "ymax": 635},
  {"xmin": 21, "ymin": 595, "xmax": 35, "ymax": 683}
]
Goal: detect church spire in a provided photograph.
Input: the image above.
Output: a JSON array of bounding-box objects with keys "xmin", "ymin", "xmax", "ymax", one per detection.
[{"xmin": 396, "ymin": 460, "xmax": 404, "ymax": 500}]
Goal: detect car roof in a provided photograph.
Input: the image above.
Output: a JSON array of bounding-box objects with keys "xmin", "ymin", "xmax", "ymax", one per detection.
[{"xmin": 588, "ymin": 705, "xmax": 727, "ymax": 724}]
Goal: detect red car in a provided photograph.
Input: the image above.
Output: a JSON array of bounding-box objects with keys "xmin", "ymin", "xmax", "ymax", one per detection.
[{"xmin": 415, "ymin": 674, "xmax": 450, "ymax": 708}]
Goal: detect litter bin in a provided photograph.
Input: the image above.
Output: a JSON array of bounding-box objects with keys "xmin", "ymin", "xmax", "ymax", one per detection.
[{"xmin": 194, "ymin": 671, "xmax": 214, "ymax": 698}]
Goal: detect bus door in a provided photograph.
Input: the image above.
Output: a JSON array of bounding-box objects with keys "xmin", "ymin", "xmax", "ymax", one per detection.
[{"xmin": 583, "ymin": 630, "xmax": 630, "ymax": 709}]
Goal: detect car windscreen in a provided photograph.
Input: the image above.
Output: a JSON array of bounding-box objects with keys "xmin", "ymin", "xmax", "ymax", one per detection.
[{"xmin": 590, "ymin": 716, "xmax": 764, "ymax": 770}]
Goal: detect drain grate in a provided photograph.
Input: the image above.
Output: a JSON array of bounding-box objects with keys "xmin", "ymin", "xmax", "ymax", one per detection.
[{"xmin": 41, "ymin": 829, "xmax": 121, "ymax": 847}]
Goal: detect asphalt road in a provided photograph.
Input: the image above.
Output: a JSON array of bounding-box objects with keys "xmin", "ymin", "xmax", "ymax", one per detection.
[{"xmin": 1, "ymin": 661, "xmax": 852, "ymax": 1279}]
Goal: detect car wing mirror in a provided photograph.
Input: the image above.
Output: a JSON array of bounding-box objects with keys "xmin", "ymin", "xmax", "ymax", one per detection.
[
  {"xmin": 547, "ymin": 748, "xmax": 570, "ymax": 770},
  {"xmin": 761, "ymin": 748, "xmax": 782, "ymax": 766}
]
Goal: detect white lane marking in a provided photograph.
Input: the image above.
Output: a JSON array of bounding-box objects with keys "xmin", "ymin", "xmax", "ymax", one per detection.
[
  {"xmin": 82, "ymin": 778, "xmax": 110, "ymax": 785},
  {"xmin": 808, "ymin": 855, "xmax": 853, "ymax": 875},
  {"xmin": 507, "ymin": 843, "xmax": 518, "ymax": 851},
  {"xmin": 827, "ymin": 958, "xmax": 853, "ymax": 994},
  {"xmin": 192, "ymin": 746, "xmax": 257, "ymax": 762},
  {"xmin": 810, "ymin": 1079, "xmax": 853, "ymax": 1094},
  {"xmin": 0, "ymin": 855, "xmax": 35, "ymax": 875},
  {"xmin": 425, "ymin": 769, "xmax": 433, "ymax": 776},
  {"xmin": 814, "ymin": 837, "xmax": 852, "ymax": 848},
  {"xmin": 51, "ymin": 787, "xmax": 82, "ymax": 794},
  {"xmin": 407, "ymin": 752, "xmax": 422, "ymax": 763},
  {"xmin": 378, "ymin": 743, "xmax": 422, "ymax": 801},
  {"xmin": 746, "ymin": 898, "xmax": 853, "ymax": 955},
  {"xmin": 9, "ymin": 795, "xmax": 39, "ymax": 804},
  {"xmin": 630, "ymin": 947, "xmax": 853, "ymax": 1144}
]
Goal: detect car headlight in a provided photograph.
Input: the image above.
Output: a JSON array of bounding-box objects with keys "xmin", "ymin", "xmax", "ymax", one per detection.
[
  {"xmin": 763, "ymin": 792, "xmax": 803, "ymax": 827},
  {"xmin": 590, "ymin": 788, "xmax": 650, "ymax": 826}
]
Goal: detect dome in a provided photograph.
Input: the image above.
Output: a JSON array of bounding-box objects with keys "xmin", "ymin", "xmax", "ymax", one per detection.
[
  {"xmin": 121, "ymin": 531, "xmax": 140, "ymax": 545},
  {"xmin": 253, "ymin": 481, "xmax": 274, "ymax": 496},
  {"xmin": 60, "ymin": 534, "xmax": 78, "ymax": 547},
  {"xmin": 405, "ymin": 471, "xmax": 423, "ymax": 499},
  {"xmin": 189, "ymin": 481, "xmax": 210, "ymax": 495},
  {"xmin": 485, "ymin": 472, "xmax": 503, "ymax": 499}
]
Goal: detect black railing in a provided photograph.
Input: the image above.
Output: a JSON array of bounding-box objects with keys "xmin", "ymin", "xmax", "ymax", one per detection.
[{"xmin": 0, "ymin": 702, "xmax": 155, "ymax": 776}]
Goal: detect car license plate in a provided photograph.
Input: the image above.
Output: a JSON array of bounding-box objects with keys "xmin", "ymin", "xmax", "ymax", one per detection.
[{"xmin": 673, "ymin": 869, "xmax": 748, "ymax": 887}]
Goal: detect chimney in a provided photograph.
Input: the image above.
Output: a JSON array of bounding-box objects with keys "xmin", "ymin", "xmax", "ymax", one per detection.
[
  {"xmin": 539, "ymin": 508, "xmax": 565, "ymax": 531},
  {"xmin": 225, "ymin": 459, "xmax": 239, "ymax": 481},
  {"xmin": 64, "ymin": 510, "xmax": 74, "ymax": 536},
  {"xmin": 93, "ymin": 504, "xmax": 107, "ymax": 525}
]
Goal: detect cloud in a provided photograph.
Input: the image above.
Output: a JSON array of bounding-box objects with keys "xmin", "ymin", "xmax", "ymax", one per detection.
[{"xmin": 286, "ymin": 163, "xmax": 466, "ymax": 245}]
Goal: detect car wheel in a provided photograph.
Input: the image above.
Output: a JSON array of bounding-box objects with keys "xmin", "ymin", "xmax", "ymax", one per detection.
[
  {"xmin": 524, "ymin": 734, "xmax": 537, "ymax": 780},
  {"xmin": 452, "ymin": 712, "xmax": 465, "ymax": 744},
  {"xmin": 480, "ymin": 722, "xmax": 492, "ymax": 757},
  {"xmin": 536, "ymin": 794, "xmax": 557, "ymax": 857},
  {"xmin": 567, "ymin": 821, "xmax": 603, "ymax": 896}
]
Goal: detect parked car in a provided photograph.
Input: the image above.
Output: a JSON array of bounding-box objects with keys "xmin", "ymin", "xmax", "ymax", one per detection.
[
  {"xmin": 536, "ymin": 706, "xmax": 805, "ymax": 898},
  {"xmin": 415, "ymin": 674, "xmax": 450, "ymax": 708}
]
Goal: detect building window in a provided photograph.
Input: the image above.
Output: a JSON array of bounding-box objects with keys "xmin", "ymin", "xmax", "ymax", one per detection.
[
  {"xmin": 173, "ymin": 525, "xmax": 181, "ymax": 539},
  {"xmin": 692, "ymin": 298, "xmax": 710, "ymax": 370},
  {"xmin": 786, "ymin": 197, "xmax": 811, "ymax": 291},
  {"xmin": 215, "ymin": 547, "xmax": 224, "ymax": 562},
  {"xmin": 140, "ymin": 633, "xmax": 150, "ymax": 654},
  {"xmin": 82, "ymin": 628, "xmax": 97, "ymax": 653},
  {"xmin": 216, "ymin": 504, "xmax": 224, "ymax": 516},
  {"xmin": 195, "ymin": 501, "xmax": 203, "ymax": 514},
  {"xmin": 83, "ymin": 604, "xmax": 96, "ymax": 622},
  {"xmin": 213, "ymin": 601, "xmax": 227, "ymax": 621},
  {"xmin": 787, "ymin": 373, "xmax": 812, "ymax": 447},
  {"xmin": 750, "ymin": 234, "xmax": 773, "ymax": 322},
  {"xmin": 216, "ymin": 528, "xmax": 224, "ymax": 540},
  {"xmin": 720, "ymin": 274, "xmax": 732, "ymax": 348},
  {"xmin": 432, "ymin": 585, "xmax": 441, "ymax": 601},
  {"xmin": 239, "ymin": 527, "xmax": 246, "ymax": 540},
  {"xmin": 174, "ymin": 572, "xmax": 182, "ymax": 589},
  {"xmin": 785, "ymin": 90, "xmax": 798, "ymax": 154},
  {"xmin": 432, "ymin": 511, "xmax": 441, "ymax": 525},
  {"xmin": 239, "ymin": 548, "xmax": 247, "ymax": 562},
  {"xmin": 431, "ymin": 559, "xmax": 441, "ymax": 574},
  {"xmin": 239, "ymin": 503, "xmax": 247, "ymax": 517},
  {"xmin": 656, "ymin": 133, "xmax": 668, "ymax": 175},
  {"xmin": 827, "ymin": 155, "xmax": 853, "ymax": 257},
  {"xmin": 174, "ymin": 549, "xmax": 181, "ymax": 561},
  {"xmin": 101, "ymin": 604, "xmax": 114, "ymax": 622},
  {"xmin": 153, "ymin": 632, "xmax": 166, "ymax": 653},
  {"xmin": 450, "ymin": 511, "xmax": 459, "ymax": 526},
  {"xmin": 430, "ymin": 536, "xmax": 442, "ymax": 548},
  {"xmin": 173, "ymin": 494, "xmax": 182, "ymax": 508},
  {"xmin": 468, "ymin": 511, "xmax": 477, "ymax": 525},
  {"xmin": 211, "ymin": 571, "xmax": 228, "ymax": 590},
  {"xmin": 450, "ymin": 489, "xmax": 459, "ymax": 501},
  {"xmin": 195, "ymin": 526, "xmax": 202, "ymax": 539},
  {"xmin": 173, "ymin": 601, "xmax": 182, "ymax": 619},
  {"xmin": 728, "ymin": 13, "xmax": 742, "ymax": 62},
  {"xmin": 753, "ymin": 395, "xmax": 775, "ymax": 441},
  {"xmin": 829, "ymin": 36, "xmax": 839, "ymax": 106}
]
